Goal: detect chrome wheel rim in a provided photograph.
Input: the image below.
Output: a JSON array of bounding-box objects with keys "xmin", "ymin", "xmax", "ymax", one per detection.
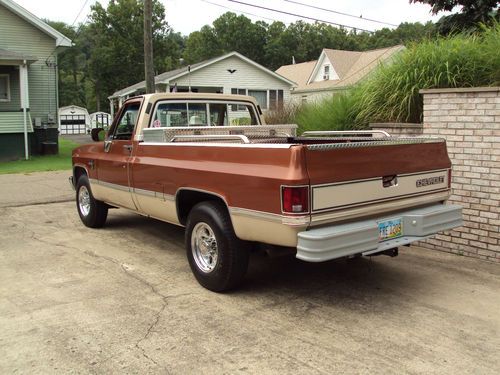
[
  {"xmin": 191, "ymin": 222, "xmax": 218, "ymax": 273},
  {"xmin": 78, "ymin": 185, "xmax": 91, "ymax": 217}
]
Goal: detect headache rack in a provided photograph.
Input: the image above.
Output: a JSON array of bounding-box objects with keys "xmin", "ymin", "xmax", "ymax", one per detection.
[
  {"xmin": 141, "ymin": 124, "xmax": 298, "ymax": 143},
  {"xmin": 140, "ymin": 126, "xmax": 443, "ymax": 148}
]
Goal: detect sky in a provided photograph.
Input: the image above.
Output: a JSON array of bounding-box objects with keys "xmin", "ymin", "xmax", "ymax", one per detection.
[{"xmin": 14, "ymin": 0, "xmax": 454, "ymax": 36}]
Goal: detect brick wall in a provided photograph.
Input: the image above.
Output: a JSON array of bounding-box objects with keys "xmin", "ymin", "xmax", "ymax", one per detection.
[
  {"xmin": 370, "ymin": 123, "xmax": 423, "ymax": 137},
  {"xmin": 372, "ymin": 87, "xmax": 500, "ymax": 262}
]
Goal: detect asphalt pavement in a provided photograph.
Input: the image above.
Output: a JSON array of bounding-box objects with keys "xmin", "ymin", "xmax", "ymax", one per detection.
[{"xmin": 0, "ymin": 172, "xmax": 499, "ymax": 374}]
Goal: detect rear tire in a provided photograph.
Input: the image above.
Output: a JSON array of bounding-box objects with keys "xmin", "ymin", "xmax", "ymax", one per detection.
[
  {"xmin": 185, "ymin": 201, "xmax": 249, "ymax": 292},
  {"xmin": 76, "ymin": 175, "xmax": 108, "ymax": 228}
]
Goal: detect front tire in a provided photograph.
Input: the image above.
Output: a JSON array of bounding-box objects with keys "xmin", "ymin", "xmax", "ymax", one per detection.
[
  {"xmin": 185, "ymin": 201, "xmax": 249, "ymax": 292},
  {"xmin": 76, "ymin": 175, "xmax": 108, "ymax": 228}
]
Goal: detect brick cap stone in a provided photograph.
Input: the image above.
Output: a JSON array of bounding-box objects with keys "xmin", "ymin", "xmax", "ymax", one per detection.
[
  {"xmin": 420, "ymin": 87, "xmax": 500, "ymax": 94},
  {"xmin": 370, "ymin": 122, "xmax": 423, "ymax": 129}
]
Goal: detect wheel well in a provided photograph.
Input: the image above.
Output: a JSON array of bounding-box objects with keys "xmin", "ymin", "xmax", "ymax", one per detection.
[
  {"xmin": 176, "ymin": 190, "xmax": 228, "ymax": 226},
  {"xmin": 73, "ymin": 166, "xmax": 87, "ymax": 184}
]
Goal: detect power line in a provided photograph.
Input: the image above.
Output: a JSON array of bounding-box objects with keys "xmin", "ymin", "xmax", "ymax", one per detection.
[
  {"xmin": 45, "ymin": 0, "xmax": 93, "ymax": 63},
  {"xmin": 283, "ymin": 0, "xmax": 398, "ymax": 27},
  {"xmin": 70, "ymin": 0, "xmax": 91, "ymax": 28},
  {"xmin": 201, "ymin": 0, "xmax": 286, "ymax": 24},
  {"xmin": 227, "ymin": 0, "xmax": 374, "ymax": 33}
]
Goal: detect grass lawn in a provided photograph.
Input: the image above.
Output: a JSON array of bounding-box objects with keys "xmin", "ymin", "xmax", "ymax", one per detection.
[{"xmin": 0, "ymin": 138, "xmax": 80, "ymax": 175}]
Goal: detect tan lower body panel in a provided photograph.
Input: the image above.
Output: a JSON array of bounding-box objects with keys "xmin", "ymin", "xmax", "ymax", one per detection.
[
  {"xmin": 88, "ymin": 179, "xmax": 449, "ymax": 249},
  {"xmin": 230, "ymin": 209, "xmax": 306, "ymax": 247},
  {"xmin": 90, "ymin": 179, "xmax": 137, "ymax": 210},
  {"xmin": 89, "ymin": 179, "xmax": 302, "ymax": 245},
  {"xmin": 134, "ymin": 193, "xmax": 180, "ymax": 225}
]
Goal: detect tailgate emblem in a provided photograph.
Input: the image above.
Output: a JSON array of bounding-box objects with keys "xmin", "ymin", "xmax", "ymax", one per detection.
[{"xmin": 416, "ymin": 176, "xmax": 444, "ymax": 187}]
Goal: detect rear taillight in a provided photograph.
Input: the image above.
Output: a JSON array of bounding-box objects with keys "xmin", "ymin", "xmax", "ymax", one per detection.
[
  {"xmin": 282, "ymin": 186, "xmax": 309, "ymax": 214},
  {"xmin": 448, "ymin": 169, "xmax": 452, "ymax": 188}
]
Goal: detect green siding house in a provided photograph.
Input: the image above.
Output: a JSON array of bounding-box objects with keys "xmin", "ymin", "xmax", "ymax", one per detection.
[{"xmin": 0, "ymin": 0, "xmax": 71, "ymax": 160}]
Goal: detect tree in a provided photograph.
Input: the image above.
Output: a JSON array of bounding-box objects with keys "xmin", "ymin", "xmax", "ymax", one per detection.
[
  {"xmin": 47, "ymin": 21, "xmax": 89, "ymax": 108},
  {"xmin": 183, "ymin": 26, "xmax": 222, "ymax": 64},
  {"xmin": 211, "ymin": 12, "xmax": 268, "ymax": 64},
  {"xmin": 87, "ymin": 0, "xmax": 181, "ymax": 110},
  {"xmin": 410, "ymin": 0, "xmax": 500, "ymax": 33}
]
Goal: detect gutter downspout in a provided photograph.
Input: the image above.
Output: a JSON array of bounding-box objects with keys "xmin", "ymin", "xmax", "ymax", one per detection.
[{"xmin": 20, "ymin": 60, "xmax": 29, "ymax": 160}]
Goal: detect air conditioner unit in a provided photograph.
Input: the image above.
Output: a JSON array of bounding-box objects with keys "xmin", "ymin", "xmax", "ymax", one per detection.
[
  {"xmin": 47, "ymin": 113, "xmax": 55, "ymax": 124},
  {"xmin": 323, "ymin": 74, "xmax": 329, "ymax": 80}
]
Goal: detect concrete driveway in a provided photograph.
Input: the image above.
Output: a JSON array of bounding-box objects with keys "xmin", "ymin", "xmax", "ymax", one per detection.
[{"xmin": 1, "ymin": 173, "xmax": 499, "ymax": 374}]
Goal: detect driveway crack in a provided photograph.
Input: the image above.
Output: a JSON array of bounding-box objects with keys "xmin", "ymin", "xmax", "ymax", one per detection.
[{"xmin": 27, "ymin": 231, "xmax": 176, "ymax": 370}]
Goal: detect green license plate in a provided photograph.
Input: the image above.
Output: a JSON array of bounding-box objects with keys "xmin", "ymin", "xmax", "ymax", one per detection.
[{"xmin": 378, "ymin": 218, "xmax": 403, "ymax": 241}]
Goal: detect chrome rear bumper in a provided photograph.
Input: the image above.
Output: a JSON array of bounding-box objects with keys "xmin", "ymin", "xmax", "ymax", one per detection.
[{"xmin": 296, "ymin": 204, "xmax": 462, "ymax": 262}]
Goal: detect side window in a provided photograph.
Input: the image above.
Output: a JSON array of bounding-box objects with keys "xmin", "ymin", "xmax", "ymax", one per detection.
[
  {"xmin": 227, "ymin": 104, "xmax": 258, "ymax": 125},
  {"xmin": 112, "ymin": 102, "xmax": 140, "ymax": 140}
]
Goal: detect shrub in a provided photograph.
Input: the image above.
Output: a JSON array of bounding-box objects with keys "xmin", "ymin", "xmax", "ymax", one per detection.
[{"xmin": 263, "ymin": 103, "xmax": 301, "ymax": 125}]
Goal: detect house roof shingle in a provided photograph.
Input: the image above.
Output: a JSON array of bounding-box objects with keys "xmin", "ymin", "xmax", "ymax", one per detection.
[
  {"xmin": 275, "ymin": 60, "xmax": 317, "ymax": 87},
  {"xmin": 276, "ymin": 45, "xmax": 404, "ymax": 93}
]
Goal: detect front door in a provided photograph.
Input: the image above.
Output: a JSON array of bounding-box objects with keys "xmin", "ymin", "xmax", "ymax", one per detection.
[{"xmin": 96, "ymin": 100, "xmax": 142, "ymax": 209}]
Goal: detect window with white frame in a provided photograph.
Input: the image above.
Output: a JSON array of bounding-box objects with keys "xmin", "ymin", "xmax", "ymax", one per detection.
[
  {"xmin": 323, "ymin": 65, "xmax": 330, "ymax": 80},
  {"xmin": 269, "ymin": 90, "xmax": 284, "ymax": 110},
  {"xmin": 248, "ymin": 90, "xmax": 267, "ymax": 109},
  {"xmin": 0, "ymin": 74, "xmax": 10, "ymax": 102},
  {"xmin": 231, "ymin": 88, "xmax": 247, "ymax": 111}
]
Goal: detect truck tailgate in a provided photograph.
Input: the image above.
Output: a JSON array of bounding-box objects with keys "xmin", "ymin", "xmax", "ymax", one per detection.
[{"xmin": 304, "ymin": 139, "xmax": 451, "ymax": 214}]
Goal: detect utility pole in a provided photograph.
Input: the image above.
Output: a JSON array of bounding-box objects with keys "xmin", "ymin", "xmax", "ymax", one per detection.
[{"xmin": 144, "ymin": 0, "xmax": 155, "ymax": 93}]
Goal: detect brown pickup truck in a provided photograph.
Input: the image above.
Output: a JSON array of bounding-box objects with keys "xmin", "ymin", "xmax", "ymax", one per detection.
[{"xmin": 71, "ymin": 93, "xmax": 462, "ymax": 291}]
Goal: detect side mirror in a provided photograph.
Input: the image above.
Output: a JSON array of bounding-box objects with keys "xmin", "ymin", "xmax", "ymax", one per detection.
[{"xmin": 91, "ymin": 128, "xmax": 106, "ymax": 142}]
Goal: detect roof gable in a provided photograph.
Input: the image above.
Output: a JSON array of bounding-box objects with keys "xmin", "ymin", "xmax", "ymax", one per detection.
[
  {"xmin": 160, "ymin": 52, "xmax": 296, "ymax": 86},
  {"xmin": 277, "ymin": 45, "xmax": 405, "ymax": 93},
  {"xmin": 0, "ymin": 0, "xmax": 72, "ymax": 47},
  {"xmin": 307, "ymin": 49, "xmax": 340, "ymax": 84},
  {"xmin": 110, "ymin": 51, "xmax": 296, "ymax": 99}
]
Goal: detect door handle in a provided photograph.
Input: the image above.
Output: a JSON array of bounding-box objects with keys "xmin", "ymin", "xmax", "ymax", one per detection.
[{"xmin": 123, "ymin": 144, "xmax": 133, "ymax": 153}]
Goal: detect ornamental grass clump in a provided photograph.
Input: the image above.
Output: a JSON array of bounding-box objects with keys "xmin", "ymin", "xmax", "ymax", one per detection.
[
  {"xmin": 295, "ymin": 87, "xmax": 364, "ymax": 134},
  {"xmin": 295, "ymin": 22, "xmax": 500, "ymax": 130},
  {"xmin": 356, "ymin": 23, "xmax": 500, "ymax": 124}
]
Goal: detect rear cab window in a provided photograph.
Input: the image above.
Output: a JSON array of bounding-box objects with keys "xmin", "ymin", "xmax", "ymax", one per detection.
[{"xmin": 149, "ymin": 100, "xmax": 260, "ymax": 128}]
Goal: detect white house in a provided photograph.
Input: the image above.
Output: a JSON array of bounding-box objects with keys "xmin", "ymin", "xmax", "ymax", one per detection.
[
  {"xmin": 108, "ymin": 51, "xmax": 296, "ymax": 116},
  {"xmin": 58, "ymin": 105, "xmax": 90, "ymax": 134},
  {"xmin": 276, "ymin": 45, "xmax": 404, "ymax": 104}
]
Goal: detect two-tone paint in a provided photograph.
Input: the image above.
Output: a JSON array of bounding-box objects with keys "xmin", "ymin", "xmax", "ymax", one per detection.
[{"xmin": 72, "ymin": 93, "xmax": 453, "ymax": 248}]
